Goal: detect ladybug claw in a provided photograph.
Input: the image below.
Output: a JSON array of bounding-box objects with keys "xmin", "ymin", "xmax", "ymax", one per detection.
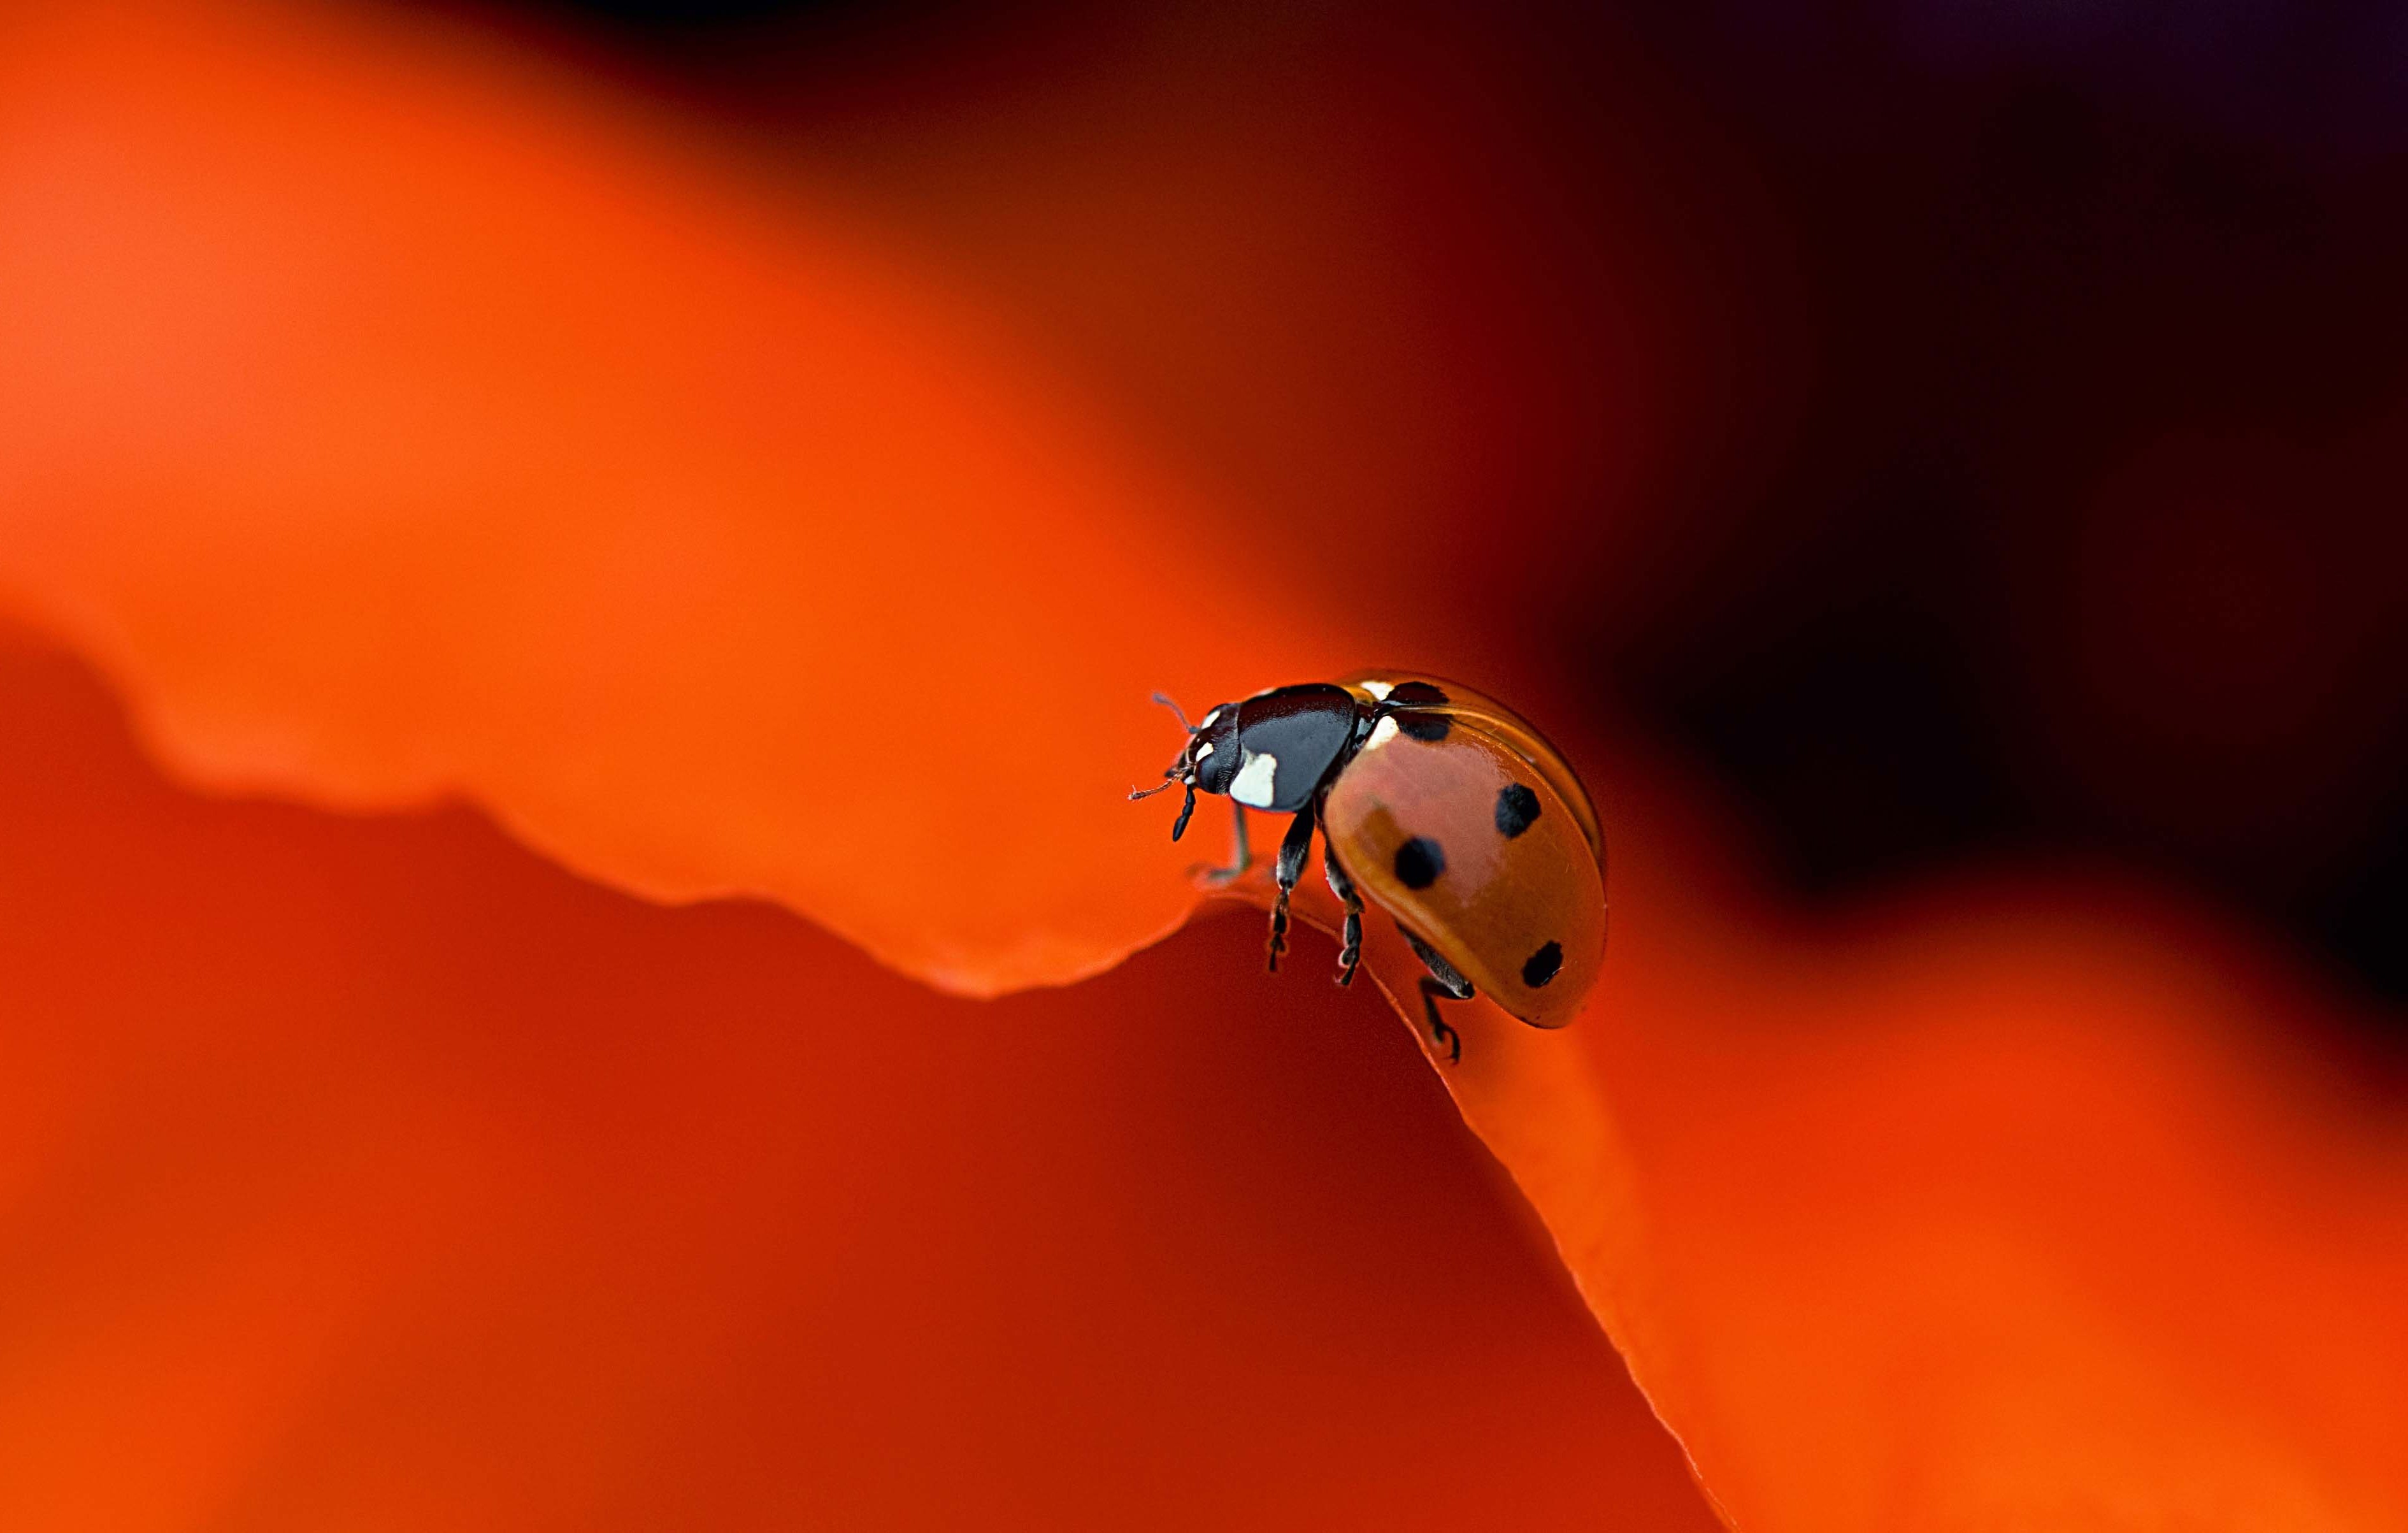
[
  {"xmin": 1415, "ymin": 975, "xmax": 1466, "ymax": 1065},
  {"xmin": 1434, "ymin": 1021, "xmax": 1461, "ymax": 1064},
  {"xmin": 1198, "ymin": 804, "xmax": 1253, "ymax": 886}
]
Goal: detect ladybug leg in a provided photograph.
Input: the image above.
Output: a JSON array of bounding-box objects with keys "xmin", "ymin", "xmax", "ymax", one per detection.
[
  {"xmin": 1415, "ymin": 980, "xmax": 1465, "ymax": 1066},
  {"xmin": 1400, "ymin": 926, "xmax": 1474, "ymax": 1064},
  {"xmin": 1265, "ymin": 805, "xmax": 1317, "ymax": 972},
  {"xmin": 1197, "ymin": 803, "xmax": 1252, "ymax": 884},
  {"xmin": 1321, "ymin": 839, "xmax": 1363, "ymax": 986}
]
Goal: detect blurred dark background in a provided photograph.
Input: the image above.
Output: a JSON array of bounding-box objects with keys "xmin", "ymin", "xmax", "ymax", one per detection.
[{"xmin": 420, "ymin": 0, "xmax": 2408, "ymax": 1005}]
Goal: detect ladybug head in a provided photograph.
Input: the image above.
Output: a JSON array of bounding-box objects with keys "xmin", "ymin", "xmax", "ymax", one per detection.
[{"xmin": 1129, "ymin": 692, "xmax": 1241, "ymax": 839}]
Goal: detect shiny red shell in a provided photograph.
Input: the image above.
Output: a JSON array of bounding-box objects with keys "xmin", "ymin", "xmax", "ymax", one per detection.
[{"xmin": 1324, "ymin": 675, "xmax": 1605, "ymax": 1028}]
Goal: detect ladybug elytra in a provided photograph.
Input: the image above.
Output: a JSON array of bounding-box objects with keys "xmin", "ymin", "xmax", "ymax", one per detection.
[{"xmin": 1133, "ymin": 675, "xmax": 1605, "ymax": 1062}]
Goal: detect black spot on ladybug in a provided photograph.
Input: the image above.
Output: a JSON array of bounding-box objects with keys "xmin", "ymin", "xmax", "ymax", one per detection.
[
  {"xmin": 1495, "ymin": 782, "xmax": 1542, "ymax": 838},
  {"xmin": 1387, "ymin": 680, "xmax": 1453, "ymax": 741},
  {"xmin": 1394, "ymin": 836, "xmax": 1446, "ymax": 890},
  {"xmin": 1521, "ymin": 940, "xmax": 1563, "ymax": 988}
]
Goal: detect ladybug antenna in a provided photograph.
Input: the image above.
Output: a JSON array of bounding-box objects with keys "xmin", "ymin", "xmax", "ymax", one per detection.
[{"xmin": 1150, "ymin": 691, "xmax": 1196, "ymax": 733}]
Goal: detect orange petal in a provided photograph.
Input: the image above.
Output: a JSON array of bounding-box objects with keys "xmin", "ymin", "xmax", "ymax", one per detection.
[
  {"xmin": 1307, "ymin": 731, "xmax": 2408, "ymax": 1529},
  {"xmin": 0, "ymin": 626, "xmax": 1721, "ymax": 1529},
  {"xmin": 0, "ymin": 0, "xmax": 1373, "ymax": 997},
  {"xmin": 1602, "ymin": 873, "xmax": 2408, "ymax": 1529}
]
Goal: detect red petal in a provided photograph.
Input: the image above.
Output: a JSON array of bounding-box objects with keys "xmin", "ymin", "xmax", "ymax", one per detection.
[{"xmin": 0, "ymin": 627, "xmax": 1721, "ymax": 1529}]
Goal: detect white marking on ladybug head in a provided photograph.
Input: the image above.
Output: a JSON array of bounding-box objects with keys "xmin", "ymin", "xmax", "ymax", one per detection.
[
  {"xmin": 1361, "ymin": 679, "xmax": 1395, "ymax": 702},
  {"xmin": 1194, "ymin": 741, "xmax": 1215, "ymax": 760},
  {"xmin": 1231, "ymin": 749, "xmax": 1280, "ymax": 808},
  {"xmin": 1198, "ymin": 707, "xmax": 1222, "ymax": 730},
  {"xmin": 1363, "ymin": 716, "xmax": 1401, "ymax": 750}
]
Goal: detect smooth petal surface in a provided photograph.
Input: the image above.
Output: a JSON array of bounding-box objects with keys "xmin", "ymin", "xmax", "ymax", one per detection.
[
  {"xmin": 0, "ymin": 628, "xmax": 1721, "ymax": 1530},
  {"xmin": 1585, "ymin": 867, "xmax": 2408, "ymax": 1530},
  {"xmin": 0, "ymin": 0, "xmax": 1362, "ymax": 997}
]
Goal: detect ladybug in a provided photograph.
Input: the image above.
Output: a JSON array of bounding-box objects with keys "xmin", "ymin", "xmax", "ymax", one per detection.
[{"xmin": 1132, "ymin": 674, "xmax": 1605, "ymax": 1062}]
